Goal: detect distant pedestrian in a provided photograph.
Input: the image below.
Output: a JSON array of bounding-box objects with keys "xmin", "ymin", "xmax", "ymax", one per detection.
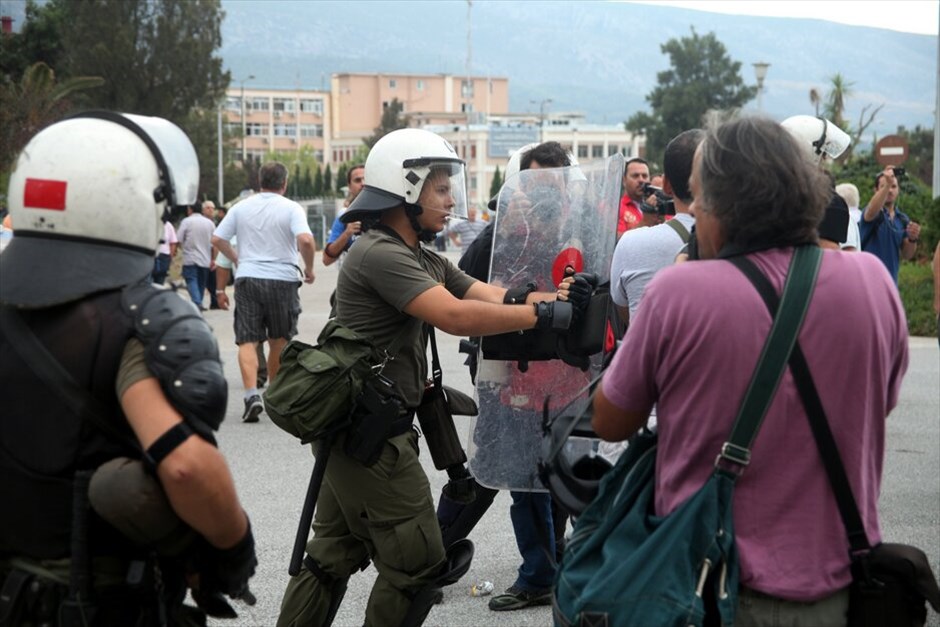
[
  {"xmin": 177, "ymin": 201, "xmax": 215, "ymax": 309},
  {"xmin": 151, "ymin": 219, "xmax": 178, "ymax": 285},
  {"xmin": 212, "ymin": 161, "xmax": 316, "ymax": 423},
  {"xmin": 448, "ymin": 205, "xmax": 487, "ymax": 256}
]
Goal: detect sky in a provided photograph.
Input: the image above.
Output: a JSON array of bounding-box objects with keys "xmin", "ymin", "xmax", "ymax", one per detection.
[{"xmin": 629, "ymin": 0, "xmax": 940, "ymax": 35}]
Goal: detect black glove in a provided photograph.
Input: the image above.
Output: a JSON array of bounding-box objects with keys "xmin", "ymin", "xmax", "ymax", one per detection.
[
  {"xmin": 565, "ymin": 272, "xmax": 598, "ymax": 320},
  {"xmin": 198, "ymin": 521, "xmax": 258, "ymax": 603},
  {"xmin": 534, "ymin": 300, "xmax": 573, "ymax": 331}
]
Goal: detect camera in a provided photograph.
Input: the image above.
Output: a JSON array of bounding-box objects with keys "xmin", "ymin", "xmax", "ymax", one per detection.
[
  {"xmin": 893, "ymin": 167, "xmax": 906, "ymax": 178},
  {"xmin": 640, "ymin": 183, "xmax": 676, "ymax": 217}
]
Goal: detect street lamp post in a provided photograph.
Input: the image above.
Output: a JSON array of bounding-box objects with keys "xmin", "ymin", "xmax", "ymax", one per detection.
[
  {"xmin": 753, "ymin": 62, "xmax": 770, "ymax": 112},
  {"xmin": 217, "ymin": 104, "xmax": 223, "ymax": 204},
  {"xmin": 531, "ymin": 98, "xmax": 552, "ymax": 143},
  {"xmin": 240, "ymin": 74, "xmax": 255, "ymax": 162}
]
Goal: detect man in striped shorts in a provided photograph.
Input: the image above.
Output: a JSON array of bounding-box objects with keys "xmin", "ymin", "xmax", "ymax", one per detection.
[{"xmin": 212, "ymin": 162, "xmax": 317, "ymax": 422}]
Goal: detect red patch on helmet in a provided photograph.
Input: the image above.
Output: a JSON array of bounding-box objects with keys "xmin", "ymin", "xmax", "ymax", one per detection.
[
  {"xmin": 551, "ymin": 247, "xmax": 584, "ymax": 286},
  {"xmin": 24, "ymin": 178, "xmax": 67, "ymax": 211}
]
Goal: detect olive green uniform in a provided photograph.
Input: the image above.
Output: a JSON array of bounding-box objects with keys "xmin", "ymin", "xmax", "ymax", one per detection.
[{"xmin": 278, "ymin": 228, "xmax": 475, "ymax": 626}]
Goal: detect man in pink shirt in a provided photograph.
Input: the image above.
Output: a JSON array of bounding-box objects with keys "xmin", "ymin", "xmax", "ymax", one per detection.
[{"xmin": 593, "ymin": 117, "xmax": 908, "ymax": 625}]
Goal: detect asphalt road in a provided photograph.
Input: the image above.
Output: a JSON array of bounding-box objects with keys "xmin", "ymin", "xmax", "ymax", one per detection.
[{"xmin": 202, "ymin": 250, "xmax": 940, "ymax": 627}]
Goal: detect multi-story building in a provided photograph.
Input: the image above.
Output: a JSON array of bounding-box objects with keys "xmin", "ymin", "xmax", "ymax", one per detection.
[
  {"xmin": 223, "ymin": 87, "xmax": 330, "ymax": 164},
  {"xmin": 225, "ymin": 75, "xmax": 642, "ymax": 207}
]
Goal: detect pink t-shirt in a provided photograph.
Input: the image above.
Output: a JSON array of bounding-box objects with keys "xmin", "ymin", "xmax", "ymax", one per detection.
[{"xmin": 602, "ymin": 248, "xmax": 908, "ymax": 600}]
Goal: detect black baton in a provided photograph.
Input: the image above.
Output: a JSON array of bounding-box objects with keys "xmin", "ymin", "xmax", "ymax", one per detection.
[{"xmin": 289, "ymin": 435, "xmax": 333, "ymax": 576}]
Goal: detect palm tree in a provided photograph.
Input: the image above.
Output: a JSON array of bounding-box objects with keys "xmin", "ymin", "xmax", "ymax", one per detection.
[
  {"xmin": 824, "ymin": 73, "xmax": 853, "ymax": 132},
  {"xmin": 0, "ymin": 62, "xmax": 103, "ymax": 176},
  {"xmin": 809, "ymin": 88, "xmax": 822, "ymax": 117}
]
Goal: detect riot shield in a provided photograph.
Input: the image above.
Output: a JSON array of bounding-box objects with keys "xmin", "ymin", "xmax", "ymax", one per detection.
[{"xmin": 468, "ymin": 154, "xmax": 623, "ymax": 490}]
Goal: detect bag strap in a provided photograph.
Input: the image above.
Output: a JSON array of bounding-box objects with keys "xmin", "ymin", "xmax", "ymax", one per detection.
[
  {"xmin": 665, "ymin": 217, "xmax": 691, "ymax": 244},
  {"xmin": 729, "ymin": 251, "xmax": 871, "ymax": 553},
  {"xmin": 428, "ymin": 327, "xmax": 444, "ymax": 389},
  {"xmin": 716, "ymin": 245, "xmax": 822, "ymax": 477},
  {"xmin": 0, "ymin": 305, "xmax": 141, "ymax": 452}
]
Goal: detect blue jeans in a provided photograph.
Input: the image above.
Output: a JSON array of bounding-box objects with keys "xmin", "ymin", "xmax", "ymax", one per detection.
[
  {"xmin": 151, "ymin": 253, "xmax": 171, "ymax": 285},
  {"xmin": 182, "ymin": 265, "xmax": 209, "ymax": 308},
  {"xmin": 509, "ymin": 491, "xmax": 555, "ymax": 591}
]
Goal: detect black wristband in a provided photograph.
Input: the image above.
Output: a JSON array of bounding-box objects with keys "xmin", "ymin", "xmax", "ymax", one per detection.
[{"xmin": 504, "ymin": 281, "xmax": 537, "ymax": 304}]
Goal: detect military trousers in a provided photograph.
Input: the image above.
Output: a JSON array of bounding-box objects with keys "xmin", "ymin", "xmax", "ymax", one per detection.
[{"xmin": 278, "ymin": 429, "xmax": 446, "ymax": 627}]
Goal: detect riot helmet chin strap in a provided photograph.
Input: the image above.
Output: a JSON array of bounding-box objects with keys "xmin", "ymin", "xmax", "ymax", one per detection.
[
  {"xmin": 813, "ymin": 116, "xmax": 828, "ymax": 157},
  {"xmin": 405, "ymin": 203, "xmax": 438, "ymax": 243}
]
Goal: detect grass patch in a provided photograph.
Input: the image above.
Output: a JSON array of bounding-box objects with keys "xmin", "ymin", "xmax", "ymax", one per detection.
[{"xmin": 898, "ymin": 261, "xmax": 937, "ymax": 337}]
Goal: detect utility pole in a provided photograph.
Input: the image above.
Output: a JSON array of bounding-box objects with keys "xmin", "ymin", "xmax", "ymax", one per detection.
[
  {"xmin": 933, "ymin": 11, "xmax": 939, "ymax": 198},
  {"xmin": 466, "ymin": 0, "xmax": 473, "ymax": 203}
]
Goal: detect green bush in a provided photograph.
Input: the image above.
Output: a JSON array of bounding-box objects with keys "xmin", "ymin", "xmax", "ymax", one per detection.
[{"xmin": 898, "ymin": 261, "xmax": 937, "ymax": 337}]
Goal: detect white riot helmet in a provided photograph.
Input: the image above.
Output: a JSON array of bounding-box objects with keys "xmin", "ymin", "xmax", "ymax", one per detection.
[
  {"xmin": 781, "ymin": 115, "xmax": 850, "ymax": 165},
  {"xmin": 487, "ymin": 142, "xmax": 540, "ymax": 211},
  {"xmin": 1, "ymin": 111, "xmax": 199, "ymax": 307},
  {"xmin": 343, "ymin": 128, "xmax": 468, "ymax": 224}
]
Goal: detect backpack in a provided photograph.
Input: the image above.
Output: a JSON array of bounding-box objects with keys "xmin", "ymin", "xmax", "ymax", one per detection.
[{"xmin": 263, "ymin": 319, "xmax": 398, "ymax": 443}]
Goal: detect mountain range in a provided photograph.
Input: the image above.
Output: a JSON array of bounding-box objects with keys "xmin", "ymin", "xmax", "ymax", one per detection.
[{"xmin": 219, "ymin": 0, "xmax": 936, "ymax": 143}]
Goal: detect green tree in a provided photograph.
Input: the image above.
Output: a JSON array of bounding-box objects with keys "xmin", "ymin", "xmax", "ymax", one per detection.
[
  {"xmin": 300, "ymin": 167, "xmax": 313, "ymax": 198},
  {"xmin": 626, "ymin": 28, "xmax": 756, "ymax": 165},
  {"xmin": 489, "ymin": 165, "xmax": 503, "ymax": 198},
  {"xmin": 813, "ymin": 74, "xmax": 882, "ymax": 163},
  {"xmin": 0, "ymin": 62, "xmax": 103, "ymax": 188},
  {"xmin": 288, "ymin": 163, "xmax": 301, "ymax": 198},
  {"xmin": 895, "ymin": 125, "xmax": 934, "ymax": 185},
  {"xmin": 0, "ymin": 0, "xmax": 67, "ymax": 83},
  {"xmin": 363, "ymin": 98, "xmax": 409, "ymax": 148},
  {"xmin": 5, "ymin": 0, "xmax": 231, "ymax": 201},
  {"xmin": 312, "ymin": 167, "xmax": 324, "ymax": 197},
  {"xmin": 335, "ymin": 164, "xmax": 348, "ymax": 195},
  {"xmin": 323, "ymin": 164, "xmax": 333, "ymax": 197},
  {"xmin": 60, "ymin": 0, "xmax": 228, "ymax": 119}
]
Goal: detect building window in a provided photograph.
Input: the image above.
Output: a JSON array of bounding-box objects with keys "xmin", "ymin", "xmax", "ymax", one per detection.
[
  {"xmin": 225, "ymin": 123, "xmax": 241, "ymax": 134},
  {"xmin": 248, "ymin": 97, "xmax": 269, "ymax": 112},
  {"xmin": 592, "ymin": 145, "xmax": 604, "ymax": 158},
  {"xmin": 300, "ymin": 99, "xmax": 323, "ymax": 115},
  {"xmin": 416, "ymin": 79, "xmax": 424, "ymax": 91},
  {"xmin": 273, "ymin": 124, "xmax": 297, "ymax": 137},
  {"xmin": 273, "ymin": 98, "xmax": 296, "ymax": 112},
  {"xmin": 608, "ymin": 145, "xmax": 619, "ymax": 156},
  {"xmin": 225, "ymin": 96, "xmax": 241, "ymax": 112},
  {"xmin": 314, "ymin": 150, "xmax": 324, "ymax": 162},
  {"xmin": 578, "ymin": 145, "xmax": 588, "ymax": 159},
  {"xmin": 389, "ymin": 79, "xmax": 397, "ymax": 88},
  {"xmin": 461, "ymin": 79, "xmax": 474, "ymax": 98},
  {"xmin": 300, "ymin": 124, "xmax": 323, "ymax": 138},
  {"xmin": 245, "ymin": 123, "xmax": 266, "ymax": 136},
  {"xmin": 461, "ymin": 103, "xmax": 474, "ymax": 113}
]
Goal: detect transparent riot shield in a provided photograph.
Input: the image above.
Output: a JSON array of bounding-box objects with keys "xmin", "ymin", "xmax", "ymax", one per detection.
[{"xmin": 468, "ymin": 154, "xmax": 623, "ymax": 490}]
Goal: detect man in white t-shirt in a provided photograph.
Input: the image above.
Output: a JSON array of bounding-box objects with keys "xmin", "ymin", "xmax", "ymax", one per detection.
[
  {"xmin": 212, "ymin": 161, "xmax": 317, "ymax": 423},
  {"xmin": 610, "ymin": 129, "xmax": 704, "ymax": 326}
]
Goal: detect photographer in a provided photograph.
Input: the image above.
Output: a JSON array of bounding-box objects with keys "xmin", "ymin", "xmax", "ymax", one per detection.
[
  {"xmin": 860, "ymin": 165, "xmax": 921, "ymax": 284},
  {"xmin": 610, "ymin": 130, "xmax": 702, "ymax": 328},
  {"xmin": 277, "ymin": 129, "xmax": 592, "ymax": 627}
]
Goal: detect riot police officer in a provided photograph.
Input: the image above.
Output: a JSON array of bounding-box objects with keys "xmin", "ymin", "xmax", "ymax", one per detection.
[
  {"xmin": 277, "ymin": 128, "xmax": 594, "ymax": 627},
  {"xmin": 0, "ymin": 112, "xmax": 257, "ymax": 625}
]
